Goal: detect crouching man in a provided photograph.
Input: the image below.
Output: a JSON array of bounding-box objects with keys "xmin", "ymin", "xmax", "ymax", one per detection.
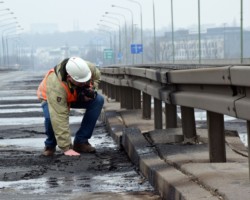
[{"xmin": 37, "ymin": 57, "xmax": 104, "ymax": 156}]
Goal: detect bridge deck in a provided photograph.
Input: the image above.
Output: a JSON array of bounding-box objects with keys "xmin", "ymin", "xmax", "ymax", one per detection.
[{"xmin": 103, "ymin": 95, "xmax": 250, "ymax": 200}]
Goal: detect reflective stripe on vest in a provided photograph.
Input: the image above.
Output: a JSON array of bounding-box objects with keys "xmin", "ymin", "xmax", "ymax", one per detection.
[{"xmin": 37, "ymin": 68, "xmax": 77, "ymax": 103}]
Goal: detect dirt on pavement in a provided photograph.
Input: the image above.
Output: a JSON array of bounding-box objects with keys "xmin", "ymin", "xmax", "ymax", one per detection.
[{"xmin": 0, "ymin": 70, "xmax": 162, "ymax": 200}]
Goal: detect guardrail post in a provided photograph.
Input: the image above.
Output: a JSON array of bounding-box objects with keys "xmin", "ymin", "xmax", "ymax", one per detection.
[
  {"xmin": 165, "ymin": 103, "xmax": 177, "ymax": 128},
  {"xmin": 99, "ymin": 81, "xmax": 103, "ymax": 92},
  {"xmin": 125, "ymin": 87, "xmax": 133, "ymax": 109},
  {"xmin": 115, "ymin": 86, "xmax": 120, "ymax": 102},
  {"xmin": 102, "ymin": 82, "xmax": 107, "ymax": 96},
  {"xmin": 105, "ymin": 83, "xmax": 109, "ymax": 96},
  {"xmin": 207, "ymin": 111, "xmax": 226, "ymax": 162},
  {"xmin": 246, "ymin": 121, "xmax": 250, "ymax": 179},
  {"xmin": 181, "ymin": 106, "xmax": 196, "ymax": 139},
  {"xmin": 154, "ymin": 98, "xmax": 162, "ymax": 129},
  {"xmin": 120, "ymin": 86, "xmax": 126, "ymax": 108},
  {"xmin": 142, "ymin": 92, "xmax": 151, "ymax": 119},
  {"xmin": 104, "ymin": 82, "xmax": 107, "ymax": 95},
  {"xmin": 108, "ymin": 84, "xmax": 112, "ymax": 99},
  {"xmin": 133, "ymin": 89, "xmax": 141, "ymax": 109},
  {"xmin": 100, "ymin": 81, "xmax": 105, "ymax": 95},
  {"xmin": 111, "ymin": 85, "xmax": 116, "ymax": 100}
]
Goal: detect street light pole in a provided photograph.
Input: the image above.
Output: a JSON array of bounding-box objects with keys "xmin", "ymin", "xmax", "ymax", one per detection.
[
  {"xmin": 126, "ymin": 0, "xmax": 143, "ymax": 64},
  {"xmin": 240, "ymin": 0, "xmax": 243, "ymax": 64},
  {"xmin": 198, "ymin": 0, "xmax": 201, "ymax": 64},
  {"xmin": 2, "ymin": 25, "xmax": 18, "ymax": 66},
  {"xmin": 97, "ymin": 23, "xmax": 116, "ymax": 64},
  {"xmin": 100, "ymin": 19, "xmax": 121, "ymax": 63},
  {"xmin": 171, "ymin": 0, "xmax": 175, "ymax": 63},
  {"xmin": 5, "ymin": 28, "xmax": 23, "ymax": 67},
  {"xmin": 0, "ymin": 10, "xmax": 16, "ymax": 65},
  {"xmin": 97, "ymin": 29, "xmax": 112, "ymax": 65},
  {"xmin": 96, "ymin": 28, "xmax": 114, "ymax": 65},
  {"xmin": 112, "ymin": 4, "xmax": 134, "ymax": 64},
  {"xmin": 1, "ymin": 22, "xmax": 19, "ymax": 66},
  {"xmin": 105, "ymin": 12, "xmax": 128, "ymax": 65},
  {"xmin": 153, "ymin": 0, "xmax": 156, "ymax": 63},
  {"xmin": 5, "ymin": 33, "xmax": 19, "ymax": 67}
]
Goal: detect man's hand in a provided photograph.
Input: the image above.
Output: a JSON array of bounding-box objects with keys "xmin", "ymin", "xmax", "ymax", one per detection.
[
  {"xmin": 83, "ymin": 96, "xmax": 93, "ymax": 102},
  {"xmin": 83, "ymin": 87, "xmax": 97, "ymax": 99},
  {"xmin": 64, "ymin": 149, "xmax": 80, "ymax": 156},
  {"xmin": 77, "ymin": 87, "xmax": 97, "ymax": 101}
]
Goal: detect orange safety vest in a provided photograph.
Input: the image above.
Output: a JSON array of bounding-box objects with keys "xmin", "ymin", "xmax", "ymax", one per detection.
[{"xmin": 37, "ymin": 68, "xmax": 77, "ymax": 103}]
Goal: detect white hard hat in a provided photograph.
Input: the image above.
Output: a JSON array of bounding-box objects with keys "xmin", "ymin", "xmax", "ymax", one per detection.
[{"xmin": 66, "ymin": 57, "xmax": 91, "ymax": 83}]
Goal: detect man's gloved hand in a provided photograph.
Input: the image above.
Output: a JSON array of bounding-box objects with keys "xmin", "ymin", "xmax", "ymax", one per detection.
[
  {"xmin": 64, "ymin": 149, "xmax": 80, "ymax": 156},
  {"xmin": 77, "ymin": 86, "xmax": 97, "ymax": 101},
  {"xmin": 82, "ymin": 87, "xmax": 97, "ymax": 99}
]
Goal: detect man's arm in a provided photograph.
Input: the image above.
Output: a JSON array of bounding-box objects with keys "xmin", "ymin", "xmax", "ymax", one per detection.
[{"xmin": 46, "ymin": 74, "xmax": 72, "ymax": 152}]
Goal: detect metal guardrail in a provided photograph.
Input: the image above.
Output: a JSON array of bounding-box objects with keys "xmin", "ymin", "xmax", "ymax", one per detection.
[{"xmin": 99, "ymin": 64, "xmax": 250, "ymax": 178}]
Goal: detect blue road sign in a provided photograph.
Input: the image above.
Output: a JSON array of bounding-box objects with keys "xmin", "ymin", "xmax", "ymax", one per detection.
[
  {"xmin": 131, "ymin": 44, "xmax": 143, "ymax": 54},
  {"xmin": 117, "ymin": 52, "xmax": 123, "ymax": 60}
]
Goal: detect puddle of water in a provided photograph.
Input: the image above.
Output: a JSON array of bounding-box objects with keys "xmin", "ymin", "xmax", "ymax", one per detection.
[
  {"xmin": 0, "ymin": 90, "xmax": 36, "ymax": 93},
  {"xmin": 178, "ymin": 112, "xmax": 236, "ymax": 121},
  {"xmin": 0, "ymin": 138, "xmax": 45, "ymax": 150},
  {"xmin": 0, "ymin": 131, "xmax": 151, "ymax": 197},
  {"xmin": 0, "ymin": 116, "xmax": 83, "ymax": 126},
  {"xmin": 0, "ymin": 108, "xmax": 42, "ymax": 113},
  {"xmin": 239, "ymin": 133, "xmax": 248, "ymax": 147},
  {"xmin": 0, "ymin": 129, "xmax": 115, "ymax": 150},
  {"xmin": 91, "ymin": 171, "xmax": 147, "ymax": 192},
  {"xmin": 0, "ymin": 178, "xmax": 48, "ymax": 194},
  {"xmin": 91, "ymin": 134, "xmax": 117, "ymax": 149},
  {"xmin": 0, "ymin": 105, "xmax": 84, "ymax": 114},
  {"xmin": 0, "ymin": 171, "xmax": 152, "ymax": 195},
  {"xmin": 178, "ymin": 111, "xmax": 248, "ymax": 147},
  {"xmin": 0, "ymin": 176, "xmax": 90, "ymax": 194},
  {"xmin": 0, "ymin": 90, "xmax": 36, "ymax": 96},
  {"xmin": 0, "ymin": 96, "xmax": 37, "ymax": 100},
  {"xmin": 0, "ymin": 104, "xmax": 40, "ymax": 108},
  {"xmin": 0, "ymin": 117, "xmax": 44, "ymax": 125}
]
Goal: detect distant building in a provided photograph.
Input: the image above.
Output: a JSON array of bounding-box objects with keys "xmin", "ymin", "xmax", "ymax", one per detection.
[
  {"xmin": 30, "ymin": 23, "xmax": 59, "ymax": 34},
  {"xmin": 162, "ymin": 27, "xmax": 250, "ymax": 61}
]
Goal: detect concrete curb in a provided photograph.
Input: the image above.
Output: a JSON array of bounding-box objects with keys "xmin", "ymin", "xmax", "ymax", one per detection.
[
  {"xmin": 122, "ymin": 127, "xmax": 221, "ymax": 200},
  {"xmin": 101, "ymin": 109, "xmax": 124, "ymax": 147},
  {"xmin": 101, "ymin": 94, "xmax": 250, "ymax": 200},
  {"xmin": 103, "ymin": 109, "xmax": 221, "ymax": 199}
]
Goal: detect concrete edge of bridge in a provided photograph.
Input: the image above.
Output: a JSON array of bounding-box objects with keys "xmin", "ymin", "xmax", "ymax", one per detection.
[
  {"xmin": 101, "ymin": 94, "xmax": 250, "ymax": 200},
  {"xmin": 100, "ymin": 105, "xmax": 223, "ymax": 200}
]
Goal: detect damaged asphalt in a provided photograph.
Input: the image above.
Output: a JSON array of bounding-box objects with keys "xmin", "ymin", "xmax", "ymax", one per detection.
[{"xmin": 0, "ymin": 69, "xmax": 161, "ymax": 200}]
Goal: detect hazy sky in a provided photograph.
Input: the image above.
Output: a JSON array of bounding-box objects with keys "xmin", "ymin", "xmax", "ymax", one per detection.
[{"xmin": 2, "ymin": 0, "xmax": 250, "ymax": 33}]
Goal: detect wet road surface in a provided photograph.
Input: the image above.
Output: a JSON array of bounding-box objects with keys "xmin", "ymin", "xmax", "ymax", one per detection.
[{"xmin": 0, "ymin": 70, "xmax": 161, "ymax": 200}]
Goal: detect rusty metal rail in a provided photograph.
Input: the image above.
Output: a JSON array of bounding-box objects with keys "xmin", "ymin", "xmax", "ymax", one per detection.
[{"xmin": 99, "ymin": 64, "xmax": 250, "ymax": 177}]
